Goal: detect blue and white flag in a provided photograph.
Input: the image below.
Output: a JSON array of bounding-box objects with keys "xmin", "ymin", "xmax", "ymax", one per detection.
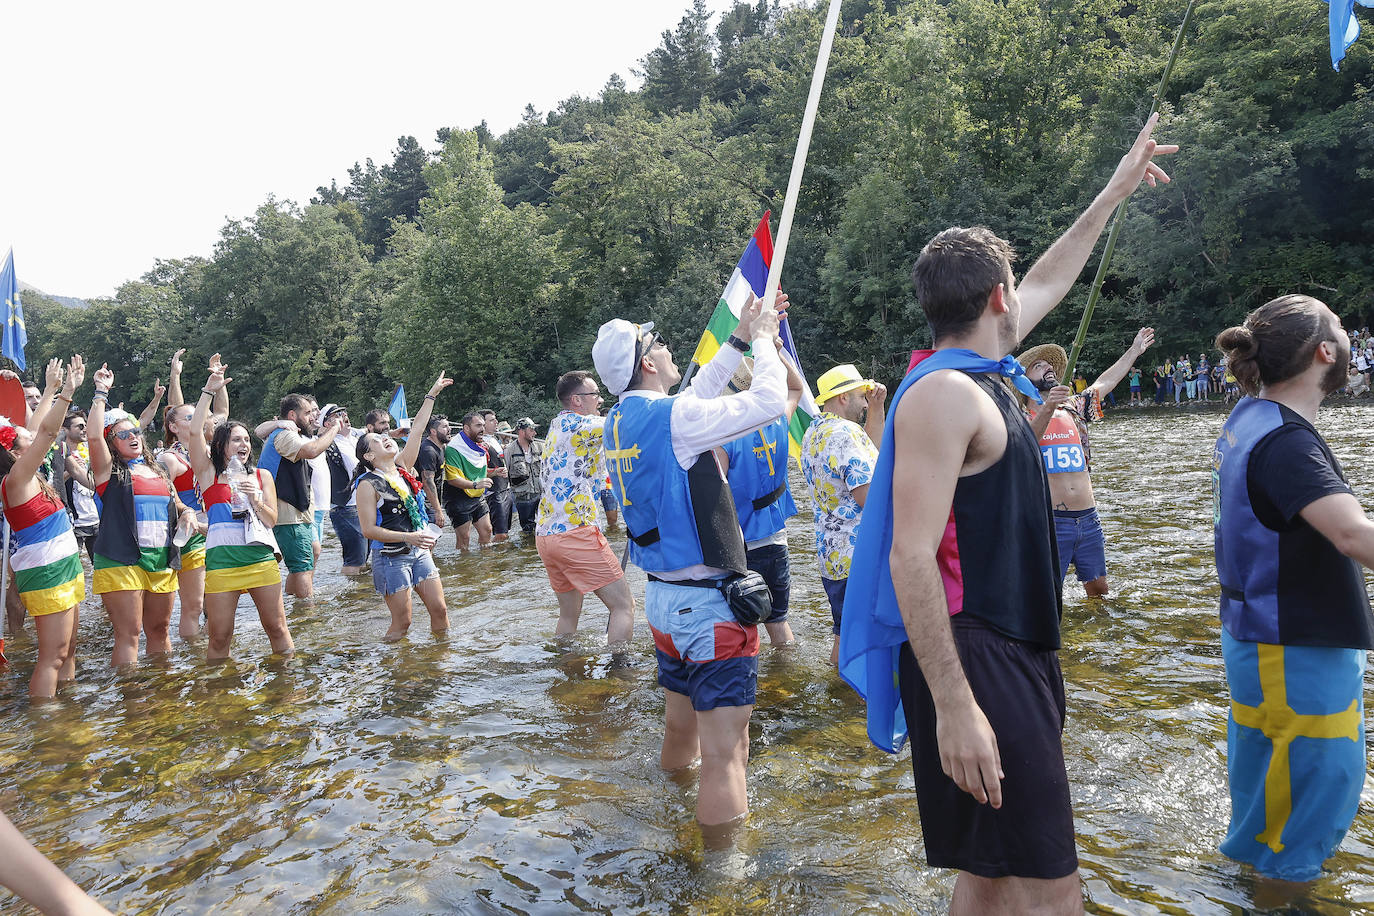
[
  {"xmin": 388, "ymin": 384, "xmax": 409, "ymax": 428},
  {"xmin": 1326, "ymin": 0, "xmax": 1374, "ymax": 70},
  {"xmin": 0, "ymin": 250, "xmax": 26, "ymax": 371}
]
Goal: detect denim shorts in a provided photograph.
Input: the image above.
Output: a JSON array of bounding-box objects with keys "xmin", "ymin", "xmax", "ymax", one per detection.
[
  {"xmin": 746, "ymin": 543, "xmax": 790, "ymax": 621},
  {"xmin": 370, "ymin": 544, "xmax": 439, "ymax": 596},
  {"xmin": 1053, "ymin": 507, "xmax": 1107, "ymax": 583}
]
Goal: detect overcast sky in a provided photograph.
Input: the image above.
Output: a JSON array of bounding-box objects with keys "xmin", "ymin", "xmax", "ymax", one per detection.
[{"xmin": 2, "ymin": 0, "xmax": 746, "ymax": 299}]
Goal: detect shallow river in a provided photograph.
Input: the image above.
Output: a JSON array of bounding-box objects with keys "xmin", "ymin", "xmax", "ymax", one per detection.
[{"xmin": 3, "ymin": 403, "xmax": 1374, "ymax": 915}]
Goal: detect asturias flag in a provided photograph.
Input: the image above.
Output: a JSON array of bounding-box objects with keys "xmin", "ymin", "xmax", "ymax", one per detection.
[
  {"xmin": 1326, "ymin": 0, "xmax": 1374, "ymax": 70},
  {"xmin": 388, "ymin": 384, "xmax": 409, "ymax": 428},
  {"xmin": 1, "ymin": 249, "xmax": 26, "ymax": 371},
  {"xmin": 686, "ymin": 213, "xmax": 818, "ymax": 459}
]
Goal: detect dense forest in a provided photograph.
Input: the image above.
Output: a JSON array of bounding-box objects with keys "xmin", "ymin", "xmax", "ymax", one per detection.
[{"xmin": 18, "ymin": 0, "xmax": 1374, "ymax": 424}]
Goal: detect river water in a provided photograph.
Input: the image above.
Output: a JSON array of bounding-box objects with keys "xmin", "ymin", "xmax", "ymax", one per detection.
[{"xmin": 2, "ymin": 403, "xmax": 1373, "ymax": 915}]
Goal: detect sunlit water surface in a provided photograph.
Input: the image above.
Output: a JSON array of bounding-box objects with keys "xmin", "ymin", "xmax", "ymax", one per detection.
[{"xmin": 3, "ymin": 403, "xmax": 1374, "ymax": 914}]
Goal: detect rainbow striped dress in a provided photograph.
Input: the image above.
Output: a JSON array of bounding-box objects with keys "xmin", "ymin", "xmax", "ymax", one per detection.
[
  {"xmin": 171, "ymin": 461, "xmax": 207, "ymax": 570},
  {"xmin": 204, "ymin": 472, "xmax": 281, "ymax": 594},
  {"xmin": 93, "ymin": 474, "xmax": 178, "ymax": 595},
  {"xmin": 1, "ymin": 478, "xmax": 85, "ymax": 616}
]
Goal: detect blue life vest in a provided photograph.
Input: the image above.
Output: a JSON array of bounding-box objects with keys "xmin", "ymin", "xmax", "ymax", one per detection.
[
  {"xmin": 604, "ymin": 395, "xmax": 747, "ymax": 575},
  {"xmin": 259, "ymin": 428, "xmax": 311, "ymax": 513},
  {"xmin": 723, "ymin": 416, "xmax": 796, "ymax": 543},
  {"xmin": 1214, "ymin": 396, "xmax": 1374, "ymax": 647}
]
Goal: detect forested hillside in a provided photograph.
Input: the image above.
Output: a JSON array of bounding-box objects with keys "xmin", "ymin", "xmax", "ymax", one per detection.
[{"xmin": 20, "ymin": 0, "xmax": 1374, "ymax": 422}]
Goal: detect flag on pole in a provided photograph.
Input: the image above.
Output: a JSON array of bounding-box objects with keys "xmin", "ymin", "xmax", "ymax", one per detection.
[
  {"xmin": 388, "ymin": 384, "xmax": 409, "ymax": 428},
  {"xmin": 1326, "ymin": 0, "xmax": 1374, "ymax": 70},
  {"xmin": 1, "ymin": 250, "xmax": 26, "ymax": 372},
  {"xmin": 685, "ymin": 213, "xmax": 818, "ymax": 459}
]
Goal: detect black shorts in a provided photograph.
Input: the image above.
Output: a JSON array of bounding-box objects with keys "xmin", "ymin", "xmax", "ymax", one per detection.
[
  {"xmin": 444, "ymin": 491, "xmax": 489, "ymax": 527},
  {"xmin": 897, "ymin": 614, "xmax": 1077, "ymax": 880},
  {"xmin": 745, "ymin": 543, "xmax": 790, "ymax": 621}
]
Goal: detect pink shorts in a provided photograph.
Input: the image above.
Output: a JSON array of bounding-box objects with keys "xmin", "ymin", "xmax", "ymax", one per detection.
[{"xmin": 536, "ymin": 526, "xmax": 624, "ymax": 594}]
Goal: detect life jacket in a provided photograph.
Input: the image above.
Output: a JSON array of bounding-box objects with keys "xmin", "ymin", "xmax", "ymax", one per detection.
[
  {"xmin": 722, "ymin": 415, "xmax": 796, "ymax": 542},
  {"xmin": 258, "ymin": 428, "xmax": 311, "ymax": 513},
  {"xmin": 1213, "ymin": 397, "xmax": 1374, "ymax": 648},
  {"xmin": 604, "ymin": 395, "xmax": 747, "ymax": 575}
]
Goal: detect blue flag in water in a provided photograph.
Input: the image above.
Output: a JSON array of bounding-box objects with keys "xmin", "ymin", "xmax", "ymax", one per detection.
[
  {"xmin": 0, "ymin": 250, "xmax": 26, "ymax": 371},
  {"xmin": 388, "ymin": 384, "xmax": 408, "ymax": 427},
  {"xmin": 1327, "ymin": 0, "xmax": 1374, "ymax": 70}
]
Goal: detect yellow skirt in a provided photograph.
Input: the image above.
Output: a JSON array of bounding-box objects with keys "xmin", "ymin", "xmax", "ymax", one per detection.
[
  {"xmin": 94, "ymin": 565, "xmax": 178, "ymax": 595},
  {"xmin": 21, "ymin": 577, "xmax": 86, "ymax": 617},
  {"xmin": 205, "ymin": 559, "xmax": 281, "ymax": 595},
  {"xmin": 180, "ymin": 545, "xmax": 206, "ymax": 571}
]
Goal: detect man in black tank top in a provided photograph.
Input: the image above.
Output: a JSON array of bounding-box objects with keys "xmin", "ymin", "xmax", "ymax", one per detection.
[{"xmin": 886, "ymin": 116, "xmax": 1177, "ymax": 912}]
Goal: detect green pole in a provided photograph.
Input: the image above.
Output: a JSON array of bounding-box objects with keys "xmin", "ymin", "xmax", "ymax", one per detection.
[{"xmin": 1063, "ymin": 0, "xmax": 1198, "ymax": 378}]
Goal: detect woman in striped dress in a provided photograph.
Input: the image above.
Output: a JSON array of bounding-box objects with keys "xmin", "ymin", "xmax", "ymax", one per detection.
[
  {"xmin": 88, "ymin": 364, "xmax": 197, "ymax": 667},
  {"xmin": 188, "ymin": 361, "xmax": 294, "ymax": 660},
  {"xmin": 0, "ymin": 356, "xmax": 86, "ymax": 698},
  {"xmin": 159, "ymin": 403, "xmax": 209, "ymax": 640}
]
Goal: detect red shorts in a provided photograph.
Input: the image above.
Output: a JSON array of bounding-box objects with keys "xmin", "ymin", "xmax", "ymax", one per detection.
[{"xmin": 536, "ymin": 526, "xmax": 623, "ymax": 594}]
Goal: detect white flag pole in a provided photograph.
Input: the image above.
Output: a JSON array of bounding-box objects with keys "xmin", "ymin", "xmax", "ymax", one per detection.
[{"xmin": 760, "ymin": 0, "xmax": 844, "ymax": 311}]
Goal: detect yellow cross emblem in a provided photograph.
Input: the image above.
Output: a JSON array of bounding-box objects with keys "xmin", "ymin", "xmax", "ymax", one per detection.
[
  {"xmin": 1230, "ymin": 643, "xmax": 1361, "ymax": 853},
  {"xmin": 752, "ymin": 431, "xmax": 776, "ymax": 477},
  {"xmin": 604, "ymin": 411, "xmax": 641, "ymax": 507}
]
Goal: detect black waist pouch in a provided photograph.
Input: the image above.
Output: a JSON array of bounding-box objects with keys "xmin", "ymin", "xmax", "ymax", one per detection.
[{"xmin": 718, "ymin": 571, "xmax": 774, "ymax": 626}]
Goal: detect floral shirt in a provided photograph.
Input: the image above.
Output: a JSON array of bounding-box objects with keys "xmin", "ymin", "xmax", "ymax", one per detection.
[
  {"xmin": 800, "ymin": 413, "xmax": 877, "ymax": 580},
  {"xmin": 536, "ymin": 411, "xmax": 608, "ymax": 536}
]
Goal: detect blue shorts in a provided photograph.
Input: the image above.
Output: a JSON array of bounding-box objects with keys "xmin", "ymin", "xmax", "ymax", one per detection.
[
  {"xmin": 645, "ymin": 579, "xmax": 758, "ymax": 711},
  {"xmin": 370, "ymin": 544, "xmax": 439, "ymax": 596},
  {"xmin": 312, "ymin": 509, "xmax": 327, "ymax": 544},
  {"xmin": 822, "ymin": 576, "xmax": 848, "ymax": 634},
  {"xmin": 600, "ymin": 490, "xmax": 617, "ymax": 515},
  {"xmin": 746, "ymin": 543, "xmax": 790, "ymax": 622},
  {"xmin": 1054, "ymin": 507, "xmax": 1107, "ymax": 583}
]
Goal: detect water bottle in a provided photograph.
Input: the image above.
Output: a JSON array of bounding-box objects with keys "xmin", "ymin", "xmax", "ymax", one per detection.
[
  {"xmin": 173, "ymin": 514, "xmax": 193, "ymax": 547},
  {"xmin": 226, "ymin": 456, "xmax": 250, "ymax": 518}
]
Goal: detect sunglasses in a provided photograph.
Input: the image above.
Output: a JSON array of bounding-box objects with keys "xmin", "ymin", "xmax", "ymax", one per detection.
[{"xmin": 113, "ymin": 429, "xmax": 140, "ymax": 442}]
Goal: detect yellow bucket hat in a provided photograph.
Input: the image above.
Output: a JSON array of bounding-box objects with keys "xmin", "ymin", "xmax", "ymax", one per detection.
[{"xmin": 815, "ymin": 364, "xmax": 873, "ymax": 405}]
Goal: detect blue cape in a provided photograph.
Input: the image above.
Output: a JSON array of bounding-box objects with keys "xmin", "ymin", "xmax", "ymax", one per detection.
[{"xmin": 838, "ymin": 348, "xmax": 1041, "ymax": 753}]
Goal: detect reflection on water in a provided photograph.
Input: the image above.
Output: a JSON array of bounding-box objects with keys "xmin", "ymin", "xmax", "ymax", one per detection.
[{"xmin": 3, "ymin": 403, "xmax": 1374, "ymax": 914}]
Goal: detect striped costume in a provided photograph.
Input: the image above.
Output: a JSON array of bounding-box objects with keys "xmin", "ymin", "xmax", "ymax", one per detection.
[
  {"xmin": 171, "ymin": 455, "xmax": 207, "ymax": 571},
  {"xmin": 1, "ymin": 478, "xmax": 85, "ymax": 615},
  {"xmin": 93, "ymin": 474, "xmax": 178, "ymax": 594},
  {"xmin": 204, "ymin": 471, "xmax": 281, "ymax": 594}
]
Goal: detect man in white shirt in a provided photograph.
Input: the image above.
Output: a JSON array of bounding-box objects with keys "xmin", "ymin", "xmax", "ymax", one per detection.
[{"xmin": 594, "ymin": 292, "xmax": 787, "ymax": 834}]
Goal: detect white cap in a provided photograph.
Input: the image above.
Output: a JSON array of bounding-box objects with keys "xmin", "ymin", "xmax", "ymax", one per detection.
[{"xmin": 593, "ymin": 319, "xmax": 653, "ymax": 397}]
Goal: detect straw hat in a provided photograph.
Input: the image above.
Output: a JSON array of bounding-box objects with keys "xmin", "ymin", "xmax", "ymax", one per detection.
[
  {"xmin": 1016, "ymin": 343, "xmax": 1067, "ymax": 382},
  {"xmin": 815, "ymin": 364, "xmax": 873, "ymax": 405},
  {"xmin": 726, "ymin": 356, "xmax": 755, "ymax": 394}
]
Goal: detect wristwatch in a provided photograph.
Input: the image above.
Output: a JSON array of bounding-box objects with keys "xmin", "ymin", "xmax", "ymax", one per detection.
[{"xmin": 725, "ymin": 335, "xmax": 750, "ymax": 353}]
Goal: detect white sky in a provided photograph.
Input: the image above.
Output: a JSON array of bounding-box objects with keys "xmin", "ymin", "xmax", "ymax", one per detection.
[{"xmin": 2, "ymin": 0, "xmax": 746, "ymax": 299}]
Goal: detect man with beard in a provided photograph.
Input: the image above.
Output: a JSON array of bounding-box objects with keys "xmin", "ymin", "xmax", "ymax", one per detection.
[
  {"xmin": 840, "ymin": 114, "xmax": 1175, "ymax": 913},
  {"xmin": 800, "ymin": 364, "xmax": 887, "ymax": 666},
  {"xmin": 442, "ymin": 412, "xmax": 494, "ymax": 551},
  {"xmin": 1212, "ymin": 295, "xmax": 1374, "ymax": 882},
  {"xmin": 258, "ymin": 394, "xmax": 341, "ymax": 598},
  {"xmin": 1017, "ymin": 326, "xmax": 1153, "ymax": 596},
  {"xmin": 479, "ymin": 409, "xmax": 513, "ymax": 543},
  {"xmin": 415, "ymin": 415, "xmax": 449, "ymax": 529}
]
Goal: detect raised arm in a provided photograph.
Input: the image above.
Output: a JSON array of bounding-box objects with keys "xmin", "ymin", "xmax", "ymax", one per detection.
[
  {"xmin": 1016, "ymin": 115, "xmax": 1177, "ymax": 339},
  {"xmin": 687, "ymin": 293, "xmax": 791, "ymax": 399},
  {"xmin": 889, "ymin": 371, "xmax": 1004, "ymax": 808},
  {"xmin": 22, "ymin": 359, "xmax": 65, "ymax": 436},
  {"xmin": 208, "ymin": 352, "xmax": 229, "ymax": 420},
  {"xmin": 188, "ymin": 362, "xmax": 228, "ymax": 482},
  {"xmin": 137, "ymin": 377, "xmax": 167, "ymax": 431},
  {"xmin": 1089, "ymin": 327, "xmax": 1154, "ymax": 397},
  {"xmin": 168, "ymin": 348, "xmax": 185, "ymax": 407},
  {"xmin": 862, "ymin": 383, "xmax": 888, "ymax": 450},
  {"xmin": 12, "ymin": 358, "xmax": 81, "ymax": 487},
  {"xmin": 87, "ymin": 363, "xmax": 115, "ymax": 485},
  {"xmin": 399, "ymin": 372, "xmax": 452, "ymax": 472},
  {"xmin": 1028, "ymin": 386, "xmax": 1074, "ymax": 440}
]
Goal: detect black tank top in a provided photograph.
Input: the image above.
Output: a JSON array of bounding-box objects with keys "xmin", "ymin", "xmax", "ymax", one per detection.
[{"xmin": 949, "ymin": 375, "xmax": 1062, "ymax": 649}]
